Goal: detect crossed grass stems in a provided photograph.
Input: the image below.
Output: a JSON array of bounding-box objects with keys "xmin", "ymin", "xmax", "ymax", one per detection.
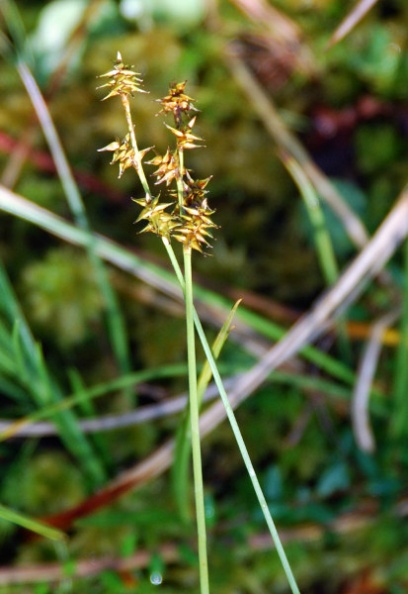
[{"xmin": 97, "ymin": 53, "xmax": 301, "ymax": 594}]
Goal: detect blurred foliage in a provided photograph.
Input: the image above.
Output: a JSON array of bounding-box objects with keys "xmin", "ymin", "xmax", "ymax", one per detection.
[
  {"xmin": 2, "ymin": 450, "xmax": 86, "ymax": 515},
  {"xmin": 20, "ymin": 247, "xmax": 105, "ymax": 347},
  {"xmin": 0, "ymin": 0, "xmax": 408, "ymax": 592}
]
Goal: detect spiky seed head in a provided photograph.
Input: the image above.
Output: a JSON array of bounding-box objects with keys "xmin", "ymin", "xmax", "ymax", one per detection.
[{"xmin": 97, "ymin": 52, "xmax": 148, "ymax": 100}]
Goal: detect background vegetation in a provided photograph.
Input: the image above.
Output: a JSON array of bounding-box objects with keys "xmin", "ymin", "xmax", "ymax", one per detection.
[{"xmin": 0, "ymin": 0, "xmax": 408, "ymax": 592}]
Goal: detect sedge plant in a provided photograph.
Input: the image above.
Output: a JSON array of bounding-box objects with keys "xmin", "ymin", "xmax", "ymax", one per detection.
[{"xmin": 97, "ymin": 53, "xmax": 301, "ymax": 594}]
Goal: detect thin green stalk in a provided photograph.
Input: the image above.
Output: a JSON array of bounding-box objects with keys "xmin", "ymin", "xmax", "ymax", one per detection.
[
  {"xmin": 283, "ymin": 155, "xmax": 338, "ymax": 285},
  {"xmin": 163, "ymin": 238, "xmax": 301, "ymax": 594},
  {"xmin": 172, "ymin": 300, "xmax": 241, "ymax": 522},
  {"xmin": 121, "ymin": 79, "xmax": 210, "ymax": 591},
  {"xmin": 283, "ymin": 153, "xmax": 351, "ymax": 362},
  {"xmin": 0, "ymin": 504, "xmax": 65, "ymax": 542},
  {"xmin": 174, "ymin": 120, "xmax": 210, "ymax": 592},
  {"xmin": 184, "ymin": 246, "xmax": 210, "ymax": 594},
  {"xmin": 196, "ymin": 325, "xmax": 301, "ymax": 594}
]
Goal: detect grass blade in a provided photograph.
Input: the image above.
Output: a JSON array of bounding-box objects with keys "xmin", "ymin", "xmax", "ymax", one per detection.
[{"xmin": 0, "ymin": 503, "xmax": 65, "ymax": 541}]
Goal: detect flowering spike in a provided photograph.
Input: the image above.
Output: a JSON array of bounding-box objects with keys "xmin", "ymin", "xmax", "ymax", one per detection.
[
  {"xmin": 98, "ymin": 59, "xmax": 217, "ymax": 249},
  {"xmin": 97, "ymin": 53, "xmax": 148, "ymax": 101},
  {"xmin": 156, "ymin": 81, "xmax": 198, "ymax": 118},
  {"xmin": 164, "ymin": 123, "xmax": 203, "ymax": 150}
]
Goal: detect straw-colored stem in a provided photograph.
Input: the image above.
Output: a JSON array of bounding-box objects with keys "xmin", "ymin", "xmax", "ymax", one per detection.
[
  {"xmin": 177, "ymin": 148, "xmax": 185, "ymax": 210},
  {"xmin": 183, "ymin": 246, "xmax": 210, "ymax": 594},
  {"xmin": 121, "ymin": 95, "xmax": 151, "ymax": 197}
]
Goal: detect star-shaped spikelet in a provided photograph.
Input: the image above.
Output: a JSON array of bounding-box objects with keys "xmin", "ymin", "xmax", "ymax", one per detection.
[
  {"xmin": 98, "ymin": 136, "xmax": 152, "ymax": 178},
  {"xmin": 97, "ymin": 52, "xmax": 148, "ymax": 101},
  {"xmin": 156, "ymin": 81, "xmax": 198, "ymax": 117}
]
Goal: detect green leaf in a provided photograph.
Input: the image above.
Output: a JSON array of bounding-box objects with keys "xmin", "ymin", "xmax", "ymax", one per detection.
[
  {"xmin": 0, "ymin": 259, "xmax": 106, "ymax": 487},
  {"xmin": 316, "ymin": 461, "xmax": 350, "ymax": 498},
  {"xmin": 0, "ymin": 503, "xmax": 65, "ymax": 541}
]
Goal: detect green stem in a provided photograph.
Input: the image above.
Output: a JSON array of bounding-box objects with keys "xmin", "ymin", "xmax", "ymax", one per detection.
[
  {"xmin": 0, "ymin": 503, "xmax": 65, "ymax": 542},
  {"xmin": 183, "ymin": 246, "xmax": 210, "ymax": 594},
  {"xmin": 163, "ymin": 237, "xmax": 301, "ymax": 594},
  {"xmin": 195, "ymin": 322, "xmax": 301, "ymax": 594},
  {"xmin": 283, "ymin": 154, "xmax": 351, "ymax": 363},
  {"xmin": 283, "ymin": 155, "xmax": 338, "ymax": 285}
]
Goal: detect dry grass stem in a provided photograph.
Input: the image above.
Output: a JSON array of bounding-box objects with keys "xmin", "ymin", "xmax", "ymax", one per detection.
[
  {"xmin": 328, "ymin": 0, "xmax": 380, "ymax": 47},
  {"xmin": 352, "ymin": 309, "xmax": 400, "ymax": 452}
]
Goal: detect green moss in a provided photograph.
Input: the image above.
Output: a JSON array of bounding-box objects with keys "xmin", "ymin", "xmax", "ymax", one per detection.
[{"xmin": 20, "ymin": 247, "xmax": 105, "ymax": 347}]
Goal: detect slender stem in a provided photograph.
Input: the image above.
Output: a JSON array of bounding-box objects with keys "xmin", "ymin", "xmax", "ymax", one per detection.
[
  {"xmin": 163, "ymin": 237, "xmax": 301, "ymax": 594},
  {"xmin": 283, "ymin": 154, "xmax": 351, "ymax": 362},
  {"xmin": 177, "ymin": 148, "xmax": 185, "ymax": 210},
  {"xmin": 0, "ymin": 503, "xmax": 65, "ymax": 542},
  {"xmin": 183, "ymin": 246, "xmax": 210, "ymax": 594},
  {"xmin": 120, "ymin": 78, "xmax": 296, "ymax": 592},
  {"xmin": 174, "ymin": 135, "xmax": 210, "ymax": 592},
  {"xmin": 283, "ymin": 155, "xmax": 338, "ymax": 285},
  {"xmin": 121, "ymin": 95, "xmax": 151, "ymax": 197},
  {"xmin": 196, "ymin": 322, "xmax": 300, "ymax": 594}
]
